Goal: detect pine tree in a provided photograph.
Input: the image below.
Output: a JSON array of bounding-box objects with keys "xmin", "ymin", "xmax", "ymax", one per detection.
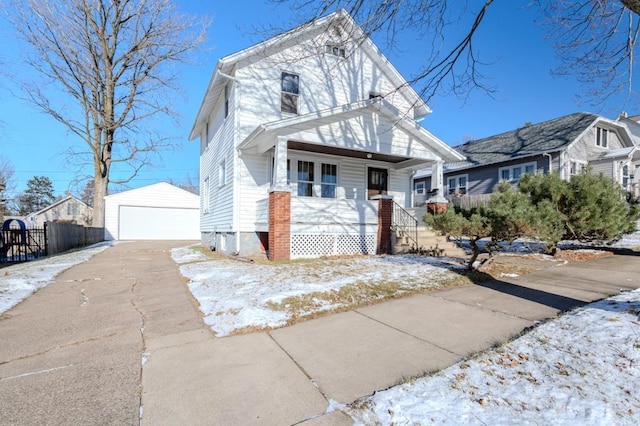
[{"xmin": 17, "ymin": 176, "xmax": 56, "ymax": 215}]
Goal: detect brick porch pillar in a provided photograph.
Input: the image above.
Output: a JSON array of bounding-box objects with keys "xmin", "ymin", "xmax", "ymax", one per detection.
[
  {"xmin": 374, "ymin": 195, "xmax": 393, "ymax": 255},
  {"xmin": 268, "ymin": 190, "xmax": 291, "ymax": 261}
]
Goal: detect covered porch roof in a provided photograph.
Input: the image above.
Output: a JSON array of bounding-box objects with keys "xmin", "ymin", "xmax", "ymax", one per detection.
[{"xmin": 238, "ymin": 98, "xmax": 464, "ymax": 170}]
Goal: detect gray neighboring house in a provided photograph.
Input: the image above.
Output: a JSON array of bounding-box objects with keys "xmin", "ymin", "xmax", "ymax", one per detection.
[
  {"xmin": 413, "ymin": 112, "xmax": 640, "ymax": 207},
  {"xmin": 24, "ymin": 195, "xmax": 93, "ymax": 227}
]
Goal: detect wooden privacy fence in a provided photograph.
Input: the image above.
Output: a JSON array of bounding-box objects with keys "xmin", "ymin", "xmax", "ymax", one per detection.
[
  {"xmin": 1, "ymin": 221, "xmax": 104, "ymax": 265},
  {"xmin": 46, "ymin": 222, "xmax": 104, "ymax": 256}
]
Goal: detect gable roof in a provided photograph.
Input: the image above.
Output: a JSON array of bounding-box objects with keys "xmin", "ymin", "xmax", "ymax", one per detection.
[
  {"xmin": 453, "ymin": 112, "xmax": 599, "ymax": 167},
  {"xmin": 239, "ymin": 97, "xmax": 464, "ymax": 164},
  {"xmin": 189, "ymin": 9, "xmax": 430, "ymax": 140},
  {"xmin": 25, "ymin": 195, "xmax": 90, "ymax": 219}
]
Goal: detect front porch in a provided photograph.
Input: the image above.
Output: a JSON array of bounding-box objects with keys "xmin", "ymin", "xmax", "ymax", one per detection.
[{"xmin": 257, "ymin": 195, "xmax": 388, "ymax": 259}]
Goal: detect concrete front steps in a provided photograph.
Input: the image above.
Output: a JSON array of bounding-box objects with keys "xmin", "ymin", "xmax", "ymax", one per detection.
[{"xmin": 393, "ymin": 228, "xmax": 467, "ymax": 258}]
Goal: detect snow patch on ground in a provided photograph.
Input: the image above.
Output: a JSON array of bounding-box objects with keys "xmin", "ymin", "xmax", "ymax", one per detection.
[
  {"xmin": 0, "ymin": 242, "xmax": 112, "ymax": 314},
  {"xmin": 172, "ymin": 253, "xmax": 464, "ymax": 337},
  {"xmin": 349, "ymin": 288, "xmax": 640, "ymax": 425}
]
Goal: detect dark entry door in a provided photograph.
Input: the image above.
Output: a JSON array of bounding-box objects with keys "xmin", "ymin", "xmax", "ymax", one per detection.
[{"xmin": 367, "ymin": 167, "xmax": 388, "ymax": 199}]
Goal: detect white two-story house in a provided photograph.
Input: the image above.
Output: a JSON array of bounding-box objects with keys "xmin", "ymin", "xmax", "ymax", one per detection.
[{"xmin": 189, "ymin": 9, "xmax": 463, "ymax": 260}]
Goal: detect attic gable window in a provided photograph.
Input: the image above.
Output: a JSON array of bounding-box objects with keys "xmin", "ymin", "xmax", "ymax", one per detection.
[
  {"xmin": 326, "ymin": 44, "xmax": 346, "ymax": 58},
  {"xmin": 281, "ymin": 72, "xmax": 299, "ymax": 114},
  {"xmin": 596, "ymin": 127, "xmax": 609, "ymax": 148}
]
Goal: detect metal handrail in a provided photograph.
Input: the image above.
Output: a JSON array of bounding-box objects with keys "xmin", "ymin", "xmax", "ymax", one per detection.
[{"xmin": 392, "ymin": 201, "xmax": 418, "ymax": 248}]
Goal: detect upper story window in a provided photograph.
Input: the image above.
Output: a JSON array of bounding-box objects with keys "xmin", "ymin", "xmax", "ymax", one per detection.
[
  {"xmin": 596, "ymin": 127, "xmax": 609, "ymax": 148},
  {"xmin": 205, "ymin": 120, "xmax": 210, "ymax": 147},
  {"xmin": 281, "ymin": 72, "xmax": 299, "ymax": 114},
  {"xmin": 499, "ymin": 162, "xmax": 536, "ymax": 182},
  {"xmin": 67, "ymin": 202, "xmax": 78, "ymax": 216},
  {"xmin": 224, "ymin": 84, "xmax": 230, "ymax": 118},
  {"xmin": 447, "ymin": 175, "xmax": 468, "ymax": 195},
  {"xmin": 326, "ymin": 44, "xmax": 346, "ymax": 58}
]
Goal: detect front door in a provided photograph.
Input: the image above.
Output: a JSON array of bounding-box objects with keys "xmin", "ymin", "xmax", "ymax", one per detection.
[{"xmin": 367, "ymin": 167, "xmax": 388, "ymax": 199}]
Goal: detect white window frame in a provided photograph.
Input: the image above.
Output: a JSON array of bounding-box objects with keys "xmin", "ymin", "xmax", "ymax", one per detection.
[
  {"xmin": 447, "ymin": 174, "xmax": 468, "ymax": 195},
  {"xmin": 569, "ymin": 160, "xmax": 587, "ymax": 176},
  {"xmin": 320, "ymin": 163, "xmax": 337, "ymax": 199},
  {"xmin": 296, "ymin": 160, "xmax": 314, "ymax": 197},
  {"xmin": 596, "ymin": 127, "xmax": 609, "ymax": 148},
  {"xmin": 218, "ymin": 159, "xmax": 226, "ymax": 187},
  {"xmin": 499, "ymin": 162, "xmax": 537, "ymax": 182},
  {"xmin": 203, "ymin": 176, "xmax": 210, "ymax": 213},
  {"xmin": 326, "ymin": 44, "xmax": 346, "ymax": 58},
  {"xmin": 276, "ymin": 155, "xmax": 339, "ymax": 199},
  {"xmin": 224, "ymin": 84, "xmax": 230, "ymax": 118},
  {"xmin": 205, "ymin": 121, "xmax": 210, "ymax": 148},
  {"xmin": 414, "ymin": 181, "xmax": 425, "ymax": 195},
  {"xmin": 281, "ymin": 71, "xmax": 299, "ymax": 114}
]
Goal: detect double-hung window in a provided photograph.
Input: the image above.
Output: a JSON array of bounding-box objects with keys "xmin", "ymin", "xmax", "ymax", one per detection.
[
  {"xmin": 321, "ymin": 163, "xmax": 337, "ymax": 198},
  {"xmin": 499, "ymin": 162, "xmax": 536, "ymax": 182},
  {"xmin": 281, "ymin": 72, "xmax": 299, "ymax": 114},
  {"xmin": 297, "ymin": 161, "xmax": 314, "ymax": 197},
  {"xmin": 224, "ymin": 84, "xmax": 230, "ymax": 118},
  {"xmin": 447, "ymin": 175, "xmax": 467, "ymax": 195},
  {"xmin": 596, "ymin": 127, "xmax": 609, "ymax": 148}
]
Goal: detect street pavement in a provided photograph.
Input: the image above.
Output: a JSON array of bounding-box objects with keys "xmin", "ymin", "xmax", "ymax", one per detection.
[{"xmin": 1, "ymin": 242, "xmax": 638, "ymax": 425}]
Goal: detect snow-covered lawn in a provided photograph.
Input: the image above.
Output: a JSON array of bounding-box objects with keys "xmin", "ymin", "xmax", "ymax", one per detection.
[
  {"xmin": 348, "ymin": 288, "xmax": 640, "ymax": 425},
  {"xmin": 0, "ymin": 242, "xmax": 112, "ymax": 314},
  {"xmin": 171, "ymin": 248, "xmax": 465, "ymax": 337}
]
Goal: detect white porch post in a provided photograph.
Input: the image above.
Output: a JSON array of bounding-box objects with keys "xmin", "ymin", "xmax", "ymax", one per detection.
[
  {"xmin": 271, "ymin": 136, "xmax": 289, "ymax": 192},
  {"xmin": 430, "ymin": 160, "xmax": 446, "ymax": 202}
]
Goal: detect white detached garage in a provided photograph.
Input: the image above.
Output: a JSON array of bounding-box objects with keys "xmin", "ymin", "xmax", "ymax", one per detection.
[{"xmin": 104, "ymin": 182, "xmax": 200, "ymax": 240}]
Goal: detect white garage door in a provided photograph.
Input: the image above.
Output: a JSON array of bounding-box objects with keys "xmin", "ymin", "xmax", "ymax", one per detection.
[{"xmin": 119, "ymin": 206, "xmax": 199, "ymax": 240}]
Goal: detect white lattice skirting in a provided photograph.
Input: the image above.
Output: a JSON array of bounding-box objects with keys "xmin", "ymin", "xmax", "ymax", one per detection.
[{"xmin": 290, "ymin": 233, "xmax": 377, "ymax": 259}]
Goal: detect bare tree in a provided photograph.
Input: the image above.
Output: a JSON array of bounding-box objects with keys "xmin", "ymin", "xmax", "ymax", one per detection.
[
  {"xmin": 536, "ymin": 1, "xmax": 640, "ymax": 105},
  {"xmin": 274, "ymin": 0, "xmax": 640, "ymax": 107},
  {"xmin": 0, "ymin": 155, "xmax": 15, "ymax": 217},
  {"xmin": 4, "ymin": 0, "xmax": 208, "ymax": 226}
]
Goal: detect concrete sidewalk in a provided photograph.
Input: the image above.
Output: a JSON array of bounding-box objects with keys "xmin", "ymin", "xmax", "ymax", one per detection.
[
  {"xmin": 1, "ymin": 242, "xmax": 638, "ymax": 425},
  {"xmin": 141, "ymin": 251, "xmax": 640, "ymax": 425}
]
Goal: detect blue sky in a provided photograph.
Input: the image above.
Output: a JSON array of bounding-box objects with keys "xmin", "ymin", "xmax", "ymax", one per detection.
[{"xmin": 0, "ymin": 1, "xmax": 632, "ymax": 200}]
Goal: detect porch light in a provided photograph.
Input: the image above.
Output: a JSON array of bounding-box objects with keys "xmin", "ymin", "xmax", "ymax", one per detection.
[{"xmin": 366, "ymin": 153, "xmax": 372, "ymax": 159}]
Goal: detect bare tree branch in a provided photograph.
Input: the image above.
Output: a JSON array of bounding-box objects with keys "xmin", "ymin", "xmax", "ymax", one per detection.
[{"xmin": 3, "ymin": 0, "xmax": 209, "ymax": 226}]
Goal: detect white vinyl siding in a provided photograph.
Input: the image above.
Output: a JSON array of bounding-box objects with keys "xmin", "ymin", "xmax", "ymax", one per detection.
[
  {"xmin": 199, "ymin": 81, "xmax": 235, "ymax": 233},
  {"xmin": 235, "ymin": 34, "xmax": 416, "ymax": 143}
]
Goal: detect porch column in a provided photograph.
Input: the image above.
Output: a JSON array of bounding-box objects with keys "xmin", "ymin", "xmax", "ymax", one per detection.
[
  {"xmin": 268, "ymin": 136, "xmax": 291, "ymax": 261},
  {"xmin": 268, "ymin": 190, "xmax": 290, "ymax": 261},
  {"xmin": 271, "ymin": 136, "xmax": 289, "ymax": 191},
  {"xmin": 430, "ymin": 160, "xmax": 444, "ymax": 198},
  {"xmin": 374, "ymin": 195, "xmax": 393, "ymax": 255},
  {"xmin": 428, "ymin": 160, "xmax": 449, "ymax": 214}
]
